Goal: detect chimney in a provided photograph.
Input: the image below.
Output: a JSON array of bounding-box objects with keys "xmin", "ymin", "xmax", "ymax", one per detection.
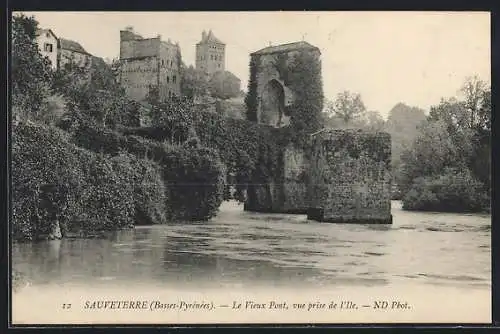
[
  {"xmin": 125, "ymin": 26, "xmax": 134, "ymax": 32},
  {"xmin": 157, "ymin": 34, "xmax": 162, "ymax": 39}
]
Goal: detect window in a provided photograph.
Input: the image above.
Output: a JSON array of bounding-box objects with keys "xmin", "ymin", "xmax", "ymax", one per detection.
[
  {"xmin": 173, "ymin": 75, "xmax": 176, "ymax": 83},
  {"xmin": 218, "ymin": 64, "xmax": 220, "ymax": 68},
  {"xmin": 210, "ymin": 55, "xmax": 213, "ymax": 60},
  {"xmin": 46, "ymin": 32, "xmax": 50, "ymax": 38},
  {"xmin": 44, "ymin": 43, "xmax": 53, "ymax": 52},
  {"xmin": 167, "ymin": 76, "xmax": 170, "ymax": 83},
  {"xmin": 162, "ymin": 59, "xmax": 165, "ymax": 66}
]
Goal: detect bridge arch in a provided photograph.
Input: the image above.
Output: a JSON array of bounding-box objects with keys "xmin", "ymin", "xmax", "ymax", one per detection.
[{"xmin": 259, "ymin": 79, "xmax": 290, "ymax": 128}]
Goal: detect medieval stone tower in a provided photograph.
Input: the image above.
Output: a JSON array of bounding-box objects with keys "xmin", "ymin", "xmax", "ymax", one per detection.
[
  {"xmin": 119, "ymin": 26, "xmax": 181, "ymax": 102},
  {"xmin": 195, "ymin": 30, "xmax": 225, "ymax": 77}
]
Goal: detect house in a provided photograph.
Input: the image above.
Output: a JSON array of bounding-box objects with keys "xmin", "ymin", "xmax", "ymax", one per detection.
[
  {"xmin": 36, "ymin": 28, "xmax": 93, "ymax": 71},
  {"xmin": 35, "ymin": 29, "xmax": 58, "ymax": 70}
]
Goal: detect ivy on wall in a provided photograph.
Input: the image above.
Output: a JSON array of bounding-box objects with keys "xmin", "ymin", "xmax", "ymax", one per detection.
[
  {"xmin": 245, "ymin": 55, "xmax": 259, "ymax": 122},
  {"xmin": 285, "ymin": 49, "xmax": 324, "ymax": 146},
  {"xmin": 244, "ymin": 48, "xmax": 324, "ymax": 149}
]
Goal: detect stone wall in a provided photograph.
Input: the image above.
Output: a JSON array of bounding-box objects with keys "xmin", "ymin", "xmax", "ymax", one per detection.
[
  {"xmin": 244, "ymin": 141, "xmax": 308, "ymax": 214},
  {"xmin": 119, "ymin": 32, "xmax": 181, "ymax": 102},
  {"xmin": 120, "ymin": 37, "xmax": 160, "ymax": 60},
  {"xmin": 282, "ymin": 143, "xmax": 309, "ymax": 212},
  {"xmin": 120, "ymin": 56, "xmax": 158, "ymax": 101},
  {"xmin": 307, "ymin": 129, "xmax": 392, "ymax": 224},
  {"xmin": 158, "ymin": 41, "xmax": 181, "ymax": 100}
]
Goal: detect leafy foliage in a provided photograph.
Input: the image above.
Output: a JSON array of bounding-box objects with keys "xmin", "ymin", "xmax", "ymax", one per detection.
[
  {"xmin": 285, "ymin": 49, "xmax": 324, "ymax": 141},
  {"xmin": 122, "ymin": 105, "xmax": 285, "ymax": 203},
  {"xmin": 52, "ymin": 55, "xmax": 140, "ymax": 129},
  {"xmin": 71, "ymin": 120, "xmax": 225, "ymax": 221},
  {"xmin": 402, "ymin": 168, "xmax": 489, "ymax": 213},
  {"xmin": 325, "ymin": 91, "xmax": 366, "ymax": 126},
  {"xmin": 191, "ymin": 110, "xmax": 286, "ymax": 202},
  {"xmin": 400, "ymin": 77, "xmax": 491, "ymax": 212},
  {"xmin": 11, "ymin": 14, "xmax": 53, "ymax": 122},
  {"xmin": 161, "ymin": 145, "xmax": 226, "ymax": 220},
  {"xmin": 245, "ymin": 55, "xmax": 259, "ymax": 122},
  {"xmin": 180, "ymin": 65, "xmax": 208, "ymax": 100},
  {"xmin": 11, "ymin": 123, "xmax": 143, "ymax": 240}
]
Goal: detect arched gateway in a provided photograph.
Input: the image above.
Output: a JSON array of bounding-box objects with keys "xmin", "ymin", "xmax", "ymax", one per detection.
[{"xmin": 260, "ymin": 79, "xmax": 287, "ymax": 128}]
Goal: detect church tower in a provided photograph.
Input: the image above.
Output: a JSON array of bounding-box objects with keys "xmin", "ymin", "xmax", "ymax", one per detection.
[{"xmin": 195, "ymin": 29, "xmax": 225, "ymax": 76}]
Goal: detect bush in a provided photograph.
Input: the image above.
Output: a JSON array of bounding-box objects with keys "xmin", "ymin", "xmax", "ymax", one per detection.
[
  {"xmin": 11, "ymin": 122, "xmax": 171, "ymax": 241},
  {"xmin": 160, "ymin": 145, "xmax": 226, "ymax": 220},
  {"xmin": 71, "ymin": 122, "xmax": 225, "ymax": 221},
  {"xmin": 74, "ymin": 152, "xmax": 136, "ymax": 232},
  {"xmin": 128, "ymin": 157, "xmax": 168, "ymax": 225},
  {"xmin": 191, "ymin": 110, "xmax": 287, "ymax": 202},
  {"xmin": 402, "ymin": 168, "xmax": 489, "ymax": 213},
  {"xmin": 122, "ymin": 108, "xmax": 286, "ymax": 204},
  {"xmin": 12, "ymin": 122, "xmax": 88, "ymax": 240}
]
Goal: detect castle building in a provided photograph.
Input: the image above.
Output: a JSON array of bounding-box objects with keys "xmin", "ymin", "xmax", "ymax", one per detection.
[
  {"xmin": 119, "ymin": 26, "xmax": 181, "ymax": 102},
  {"xmin": 195, "ymin": 30, "xmax": 225, "ymax": 77}
]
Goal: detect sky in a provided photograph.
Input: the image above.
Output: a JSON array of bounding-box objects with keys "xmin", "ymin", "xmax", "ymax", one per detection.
[{"xmin": 20, "ymin": 11, "xmax": 490, "ymax": 118}]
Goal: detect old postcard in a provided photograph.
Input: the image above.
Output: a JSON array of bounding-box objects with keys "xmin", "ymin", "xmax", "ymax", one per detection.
[{"xmin": 10, "ymin": 11, "xmax": 491, "ymax": 325}]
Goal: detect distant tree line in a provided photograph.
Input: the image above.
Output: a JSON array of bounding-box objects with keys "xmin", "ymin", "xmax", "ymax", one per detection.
[{"xmin": 322, "ymin": 76, "xmax": 490, "ymax": 213}]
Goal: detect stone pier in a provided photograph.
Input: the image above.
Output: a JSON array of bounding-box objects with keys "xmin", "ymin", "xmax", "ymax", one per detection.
[{"xmin": 307, "ymin": 129, "xmax": 392, "ymax": 224}]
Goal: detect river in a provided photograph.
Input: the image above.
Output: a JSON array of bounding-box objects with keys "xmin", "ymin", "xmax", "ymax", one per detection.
[{"xmin": 11, "ymin": 201, "xmax": 491, "ymax": 324}]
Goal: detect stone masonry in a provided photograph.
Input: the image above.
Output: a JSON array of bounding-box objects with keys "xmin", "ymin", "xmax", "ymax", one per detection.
[
  {"xmin": 119, "ymin": 27, "xmax": 181, "ymax": 102},
  {"xmin": 307, "ymin": 129, "xmax": 392, "ymax": 224},
  {"xmin": 250, "ymin": 41, "xmax": 320, "ymax": 128}
]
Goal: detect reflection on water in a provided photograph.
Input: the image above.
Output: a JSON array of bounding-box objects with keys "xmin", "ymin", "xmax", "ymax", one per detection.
[{"xmin": 12, "ymin": 201, "xmax": 491, "ymax": 291}]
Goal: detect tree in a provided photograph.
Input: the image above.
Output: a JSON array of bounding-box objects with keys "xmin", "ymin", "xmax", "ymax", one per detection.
[
  {"xmin": 150, "ymin": 98, "xmax": 195, "ymax": 144},
  {"xmin": 329, "ymin": 91, "xmax": 366, "ymax": 125},
  {"xmin": 460, "ymin": 75, "xmax": 489, "ymax": 129},
  {"xmin": 11, "ymin": 14, "xmax": 53, "ymax": 121},
  {"xmin": 385, "ymin": 102, "xmax": 427, "ymax": 183},
  {"xmin": 208, "ymin": 71, "xmax": 241, "ymax": 100},
  {"xmin": 428, "ymin": 97, "xmax": 470, "ymax": 132},
  {"xmin": 477, "ymin": 87, "xmax": 491, "ymax": 132},
  {"xmin": 52, "ymin": 54, "xmax": 139, "ymax": 129},
  {"xmin": 399, "ymin": 120, "xmax": 459, "ymax": 195},
  {"xmin": 361, "ymin": 110, "xmax": 385, "ymax": 131},
  {"xmin": 180, "ymin": 65, "xmax": 208, "ymax": 100}
]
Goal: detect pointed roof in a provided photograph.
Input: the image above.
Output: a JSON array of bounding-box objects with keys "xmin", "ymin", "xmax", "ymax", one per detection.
[
  {"xmin": 59, "ymin": 38, "xmax": 92, "ymax": 55},
  {"xmin": 251, "ymin": 41, "xmax": 320, "ymax": 56},
  {"xmin": 36, "ymin": 28, "xmax": 57, "ymax": 40},
  {"xmin": 199, "ymin": 29, "xmax": 224, "ymax": 45}
]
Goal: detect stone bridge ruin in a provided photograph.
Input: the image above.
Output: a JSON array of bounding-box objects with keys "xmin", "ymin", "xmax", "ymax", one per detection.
[{"xmin": 243, "ymin": 41, "xmax": 392, "ymax": 224}]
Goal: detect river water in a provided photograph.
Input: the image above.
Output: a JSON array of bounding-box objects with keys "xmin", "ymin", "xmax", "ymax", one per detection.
[{"xmin": 11, "ymin": 201, "xmax": 491, "ymax": 324}]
